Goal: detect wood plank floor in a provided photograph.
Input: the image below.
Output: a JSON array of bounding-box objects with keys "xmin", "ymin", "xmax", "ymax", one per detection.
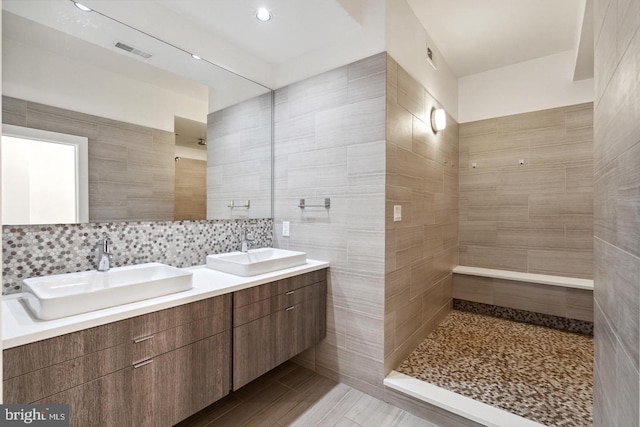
[{"xmin": 176, "ymin": 361, "xmax": 436, "ymax": 427}]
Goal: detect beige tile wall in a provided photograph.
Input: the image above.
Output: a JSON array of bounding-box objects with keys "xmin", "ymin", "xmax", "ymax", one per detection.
[
  {"xmin": 207, "ymin": 92, "xmax": 272, "ymax": 219},
  {"xmin": 273, "ymin": 53, "xmax": 387, "ymax": 395},
  {"xmin": 593, "ymin": 0, "xmax": 640, "ymax": 425},
  {"xmin": 273, "ymin": 54, "xmax": 474, "ymax": 425},
  {"xmin": 452, "ymin": 274, "xmax": 593, "ymax": 322},
  {"xmin": 384, "ymin": 55, "xmax": 459, "ymax": 375},
  {"xmin": 459, "ymin": 103, "xmax": 594, "ymax": 279},
  {"xmin": 175, "ymin": 158, "xmax": 206, "ymax": 220},
  {"xmin": 3, "ymin": 96, "xmax": 175, "ymax": 222}
]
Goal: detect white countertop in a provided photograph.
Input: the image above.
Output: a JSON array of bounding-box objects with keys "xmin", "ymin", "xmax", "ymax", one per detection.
[{"xmin": 2, "ymin": 260, "xmax": 329, "ymax": 349}]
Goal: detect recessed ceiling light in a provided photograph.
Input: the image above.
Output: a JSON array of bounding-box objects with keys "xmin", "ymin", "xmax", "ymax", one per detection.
[
  {"xmin": 256, "ymin": 8, "xmax": 272, "ymax": 22},
  {"xmin": 73, "ymin": 2, "xmax": 92, "ymax": 12},
  {"xmin": 191, "ymin": 54, "xmax": 202, "ymax": 60}
]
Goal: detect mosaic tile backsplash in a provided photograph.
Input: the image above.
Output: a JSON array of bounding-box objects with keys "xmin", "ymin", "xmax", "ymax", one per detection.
[{"xmin": 2, "ymin": 219, "xmax": 273, "ymax": 295}]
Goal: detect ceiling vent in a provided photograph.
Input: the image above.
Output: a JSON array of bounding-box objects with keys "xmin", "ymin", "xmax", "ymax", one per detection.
[
  {"xmin": 114, "ymin": 41, "xmax": 152, "ymax": 59},
  {"xmin": 426, "ymin": 43, "xmax": 437, "ymax": 70}
]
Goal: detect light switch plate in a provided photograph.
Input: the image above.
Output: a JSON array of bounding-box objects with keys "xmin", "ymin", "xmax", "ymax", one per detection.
[
  {"xmin": 282, "ymin": 221, "xmax": 290, "ymax": 237},
  {"xmin": 393, "ymin": 205, "xmax": 402, "ymax": 222}
]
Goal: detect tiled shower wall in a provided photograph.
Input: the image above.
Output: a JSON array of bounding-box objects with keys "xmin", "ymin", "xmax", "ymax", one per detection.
[
  {"xmin": 2, "ymin": 96, "xmax": 176, "ymax": 222},
  {"xmin": 458, "ymin": 103, "xmax": 594, "ymax": 279},
  {"xmin": 175, "ymin": 158, "xmax": 207, "ymax": 220},
  {"xmin": 273, "ymin": 53, "xmax": 387, "ymax": 394},
  {"xmin": 384, "ymin": 55, "xmax": 459, "ymax": 374},
  {"xmin": 2, "ymin": 219, "xmax": 273, "ymax": 295},
  {"xmin": 593, "ymin": 0, "xmax": 640, "ymax": 424}
]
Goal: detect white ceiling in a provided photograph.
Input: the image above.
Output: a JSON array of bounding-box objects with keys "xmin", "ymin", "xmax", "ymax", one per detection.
[
  {"xmin": 406, "ymin": 0, "xmax": 588, "ymax": 77},
  {"xmin": 75, "ymin": 0, "xmax": 374, "ymax": 88},
  {"xmin": 3, "ymin": 0, "xmax": 591, "ymax": 91},
  {"xmin": 156, "ymin": 0, "xmax": 360, "ymax": 64},
  {"xmin": 150, "ymin": 0, "xmax": 591, "ymax": 79}
]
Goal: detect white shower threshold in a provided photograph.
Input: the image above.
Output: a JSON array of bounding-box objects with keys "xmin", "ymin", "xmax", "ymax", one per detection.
[{"xmin": 384, "ymin": 371, "xmax": 545, "ymax": 427}]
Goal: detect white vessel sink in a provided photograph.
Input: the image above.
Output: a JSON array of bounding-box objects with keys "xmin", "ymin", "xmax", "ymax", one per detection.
[
  {"xmin": 22, "ymin": 263, "xmax": 193, "ymax": 320},
  {"xmin": 206, "ymin": 248, "xmax": 307, "ymax": 277}
]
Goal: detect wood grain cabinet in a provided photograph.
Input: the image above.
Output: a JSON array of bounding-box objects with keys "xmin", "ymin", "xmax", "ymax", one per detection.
[
  {"xmin": 2, "ymin": 268, "xmax": 329, "ymax": 425},
  {"xmin": 233, "ymin": 269, "xmax": 327, "ymax": 390},
  {"xmin": 3, "ymin": 294, "xmax": 232, "ymax": 427}
]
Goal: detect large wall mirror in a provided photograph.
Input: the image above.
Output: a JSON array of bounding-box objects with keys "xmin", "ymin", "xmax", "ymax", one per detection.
[{"xmin": 1, "ymin": 0, "xmax": 273, "ymax": 224}]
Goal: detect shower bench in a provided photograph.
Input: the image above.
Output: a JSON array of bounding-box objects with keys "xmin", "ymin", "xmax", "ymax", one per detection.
[{"xmin": 452, "ymin": 265, "xmax": 594, "ymax": 325}]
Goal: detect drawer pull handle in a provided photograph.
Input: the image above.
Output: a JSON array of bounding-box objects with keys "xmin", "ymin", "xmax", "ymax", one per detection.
[
  {"xmin": 286, "ymin": 306, "xmax": 295, "ymax": 311},
  {"xmin": 134, "ymin": 335, "xmax": 154, "ymax": 343},
  {"xmin": 133, "ymin": 359, "xmax": 153, "ymax": 369},
  {"xmin": 286, "ymin": 291, "xmax": 295, "ymax": 295}
]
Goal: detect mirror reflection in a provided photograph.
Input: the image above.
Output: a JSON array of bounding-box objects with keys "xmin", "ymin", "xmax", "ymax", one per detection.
[{"xmin": 1, "ymin": 0, "xmax": 273, "ymax": 224}]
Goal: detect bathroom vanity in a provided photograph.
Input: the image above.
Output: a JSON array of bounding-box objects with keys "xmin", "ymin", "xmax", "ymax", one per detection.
[
  {"xmin": 233, "ymin": 269, "xmax": 326, "ymax": 389},
  {"xmin": 2, "ymin": 262, "xmax": 328, "ymax": 427}
]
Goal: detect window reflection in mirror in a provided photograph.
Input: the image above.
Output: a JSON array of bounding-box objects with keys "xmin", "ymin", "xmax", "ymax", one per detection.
[{"xmin": 1, "ymin": 125, "xmax": 89, "ymax": 225}]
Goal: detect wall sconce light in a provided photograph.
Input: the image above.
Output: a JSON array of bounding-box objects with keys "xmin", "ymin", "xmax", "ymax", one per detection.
[{"xmin": 431, "ymin": 107, "xmax": 446, "ymax": 133}]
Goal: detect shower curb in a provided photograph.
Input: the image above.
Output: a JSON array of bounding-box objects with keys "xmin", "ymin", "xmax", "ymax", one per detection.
[{"xmin": 384, "ymin": 371, "xmax": 545, "ymax": 427}]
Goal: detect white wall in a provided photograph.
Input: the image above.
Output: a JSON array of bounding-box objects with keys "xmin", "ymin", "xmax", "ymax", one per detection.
[
  {"xmin": 272, "ymin": 0, "xmax": 386, "ymax": 89},
  {"xmin": 385, "ymin": 0, "xmax": 459, "ymax": 120},
  {"xmin": 208, "ymin": 85, "xmax": 270, "ymax": 115},
  {"xmin": 458, "ymin": 50, "xmax": 594, "ymax": 123},
  {"xmin": 3, "ymin": 38, "xmax": 208, "ymax": 132}
]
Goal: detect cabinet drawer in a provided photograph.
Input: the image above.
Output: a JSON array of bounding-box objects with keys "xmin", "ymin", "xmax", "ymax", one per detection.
[
  {"xmin": 273, "ymin": 297, "xmax": 319, "ymax": 362},
  {"xmin": 233, "ymin": 293, "xmax": 325, "ymax": 390},
  {"xmin": 35, "ymin": 365, "xmax": 134, "ymax": 427},
  {"xmin": 133, "ymin": 309, "xmax": 229, "ymax": 363},
  {"xmin": 234, "ymin": 283, "xmax": 320, "ymax": 327},
  {"xmin": 4, "ymin": 319, "xmax": 130, "ymax": 380},
  {"xmin": 4, "ymin": 309, "xmax": 231, "ymax": 404},
  {"xmin": 130, "ymin": 294, "xmax": 230, "ymax": 339},
  {"xmin": 35, "ymin": 331, "xmax": 230, "ymax": 427},
  {"xmin": 233, "ymin": 269, "xmax": 326, "ymax": 308},
  {"xmin": 4, "ymin": 294, "xmax": 231, "ymax": 380},
  {"xmin": 131, "ymin": 331, "xmax": 231, "ymax": 426},
  {"xmin": 3, "ymin": 343, "xmax": 131, "ymax": 404}
]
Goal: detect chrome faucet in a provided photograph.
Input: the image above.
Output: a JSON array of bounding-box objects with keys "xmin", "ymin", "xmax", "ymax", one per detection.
[
  {"xmin": 240, "ymin": 228, "xmax": 255, "ymax": 253},
  {"xmin": 96, "ymin": 233, "xmax": 112, "ymax": 272}
]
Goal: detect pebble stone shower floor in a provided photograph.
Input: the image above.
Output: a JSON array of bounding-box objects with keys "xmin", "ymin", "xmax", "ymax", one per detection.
[{"xmin": 397, "ymin": 310, "xmax": 593, "ymax": 427}]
